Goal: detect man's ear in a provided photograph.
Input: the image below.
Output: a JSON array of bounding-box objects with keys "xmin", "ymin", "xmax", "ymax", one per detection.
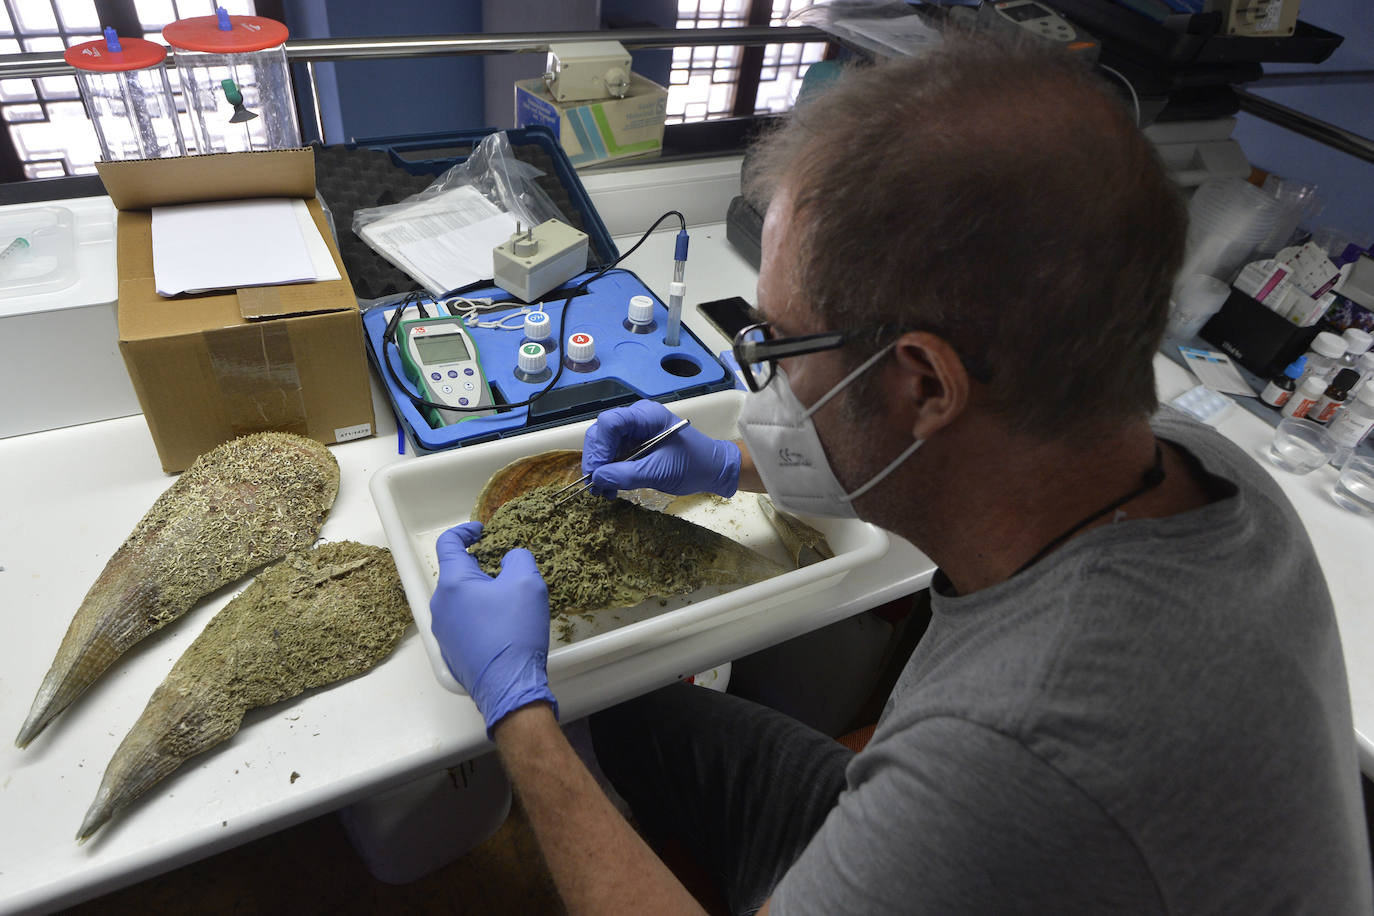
[{"xmin": 892, "ymin": 331, "xmax": 970, "ymax": 440}]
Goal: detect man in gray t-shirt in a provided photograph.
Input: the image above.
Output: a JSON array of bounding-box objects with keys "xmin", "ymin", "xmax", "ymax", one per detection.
[
  {"xmin": 425, "ymin": 36, "xmax": 1373, "ymax": 915},
  {"xmin": 769, "ymin": 409, "xmax": 1371, "ymax": 913}
]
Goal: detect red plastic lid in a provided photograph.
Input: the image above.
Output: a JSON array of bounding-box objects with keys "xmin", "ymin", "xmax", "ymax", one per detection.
[
  {"xmin": 64, "ymin": 37, "xmax": 167, "ymax": 72},
  {"xmin": 162, "ymin": 15, "xmax": 288, "ymax": 53}
]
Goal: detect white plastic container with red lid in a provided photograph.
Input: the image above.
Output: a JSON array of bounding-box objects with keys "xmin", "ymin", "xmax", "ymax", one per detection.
[
  {"xmin": 162, "ymin": 8, "xmax": 300, "ymax": 154},
  {"xmin": 64, "ymin": 28, "xmax": 186, "ymax": 162}
]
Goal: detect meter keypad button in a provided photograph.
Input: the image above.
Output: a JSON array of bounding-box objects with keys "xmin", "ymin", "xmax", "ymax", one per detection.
[
  {"xmin": 441, "ymin": 385, "xmax": 453, "ymax": 394},
  {"xmin": 464, "ymin": 368, "xmax": 475, "ymax": 376},
  {"xmin": 448, "ymin": 370, "xmax": 459, "ymax": 378},
  {"xmin": 459, "ymin": 397, "xmax": 470, "ymax": 406},
  {"xmin": 430, "ymin": 372, "xmax": 442, "ymax": 381}
]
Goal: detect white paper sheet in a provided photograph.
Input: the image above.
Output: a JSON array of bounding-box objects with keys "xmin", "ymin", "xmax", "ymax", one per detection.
[
  {"xmin": 356, "ymin": 185, "xmax": 519, "ymax": 295},
  {"xmin": 151, "ymin": 198, "xmax": 319, "ymax": 296},
  {"xmin": 292, "ymin": 199, "xmax": 340, "ymax": 283},
  {"xmin": 1178, "ymin": 346, "xmax": 1257, "ymax": 397}
]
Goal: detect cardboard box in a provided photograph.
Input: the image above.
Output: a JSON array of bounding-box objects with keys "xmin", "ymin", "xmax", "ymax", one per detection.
[
  {"xmin": 514, "ymin": 73, "xmax": 667, "ymax": 168},
  {"xmin": 95, "ymin": 149, "xmax": 375, "ymax": 473}
]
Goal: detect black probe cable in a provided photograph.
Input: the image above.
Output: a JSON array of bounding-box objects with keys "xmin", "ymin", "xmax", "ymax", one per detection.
[{"xmin": 381, "ymin": 210, "xmax": 688, "ymax": 417}]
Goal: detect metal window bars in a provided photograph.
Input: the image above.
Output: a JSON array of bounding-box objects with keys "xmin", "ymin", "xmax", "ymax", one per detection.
[
  {"xmin": 0, "ymin": 26, "xmax": 830, "ymax": 148},
  {"xmin": 0, "ymin": 26, "xmax": 1367, "ymax": 165}
]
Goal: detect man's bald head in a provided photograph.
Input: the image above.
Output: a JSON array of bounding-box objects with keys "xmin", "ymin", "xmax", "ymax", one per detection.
[{"xmin": 746, "ymin": 34, "xmax": 1186, "ymax": 440}]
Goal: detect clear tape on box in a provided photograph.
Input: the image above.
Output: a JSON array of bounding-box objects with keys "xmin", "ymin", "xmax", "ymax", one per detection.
[{"xmin": 370, "ymin": 390, "xmax": 889, "ymax": 691}]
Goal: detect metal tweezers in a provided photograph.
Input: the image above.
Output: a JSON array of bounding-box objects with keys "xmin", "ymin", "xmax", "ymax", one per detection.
[{"xmin": 552, "ymin": 417, "xmax": 692, "ymax": 505}]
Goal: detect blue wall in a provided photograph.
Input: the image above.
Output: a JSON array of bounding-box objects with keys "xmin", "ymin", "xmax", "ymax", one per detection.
[
  {"xmin": 1232, "ymin": 1, "xmax": 1374, "ymax": 242},
  {"xmin": 285, "ymin": 0, "xmax": 486, "ymax": 144}
]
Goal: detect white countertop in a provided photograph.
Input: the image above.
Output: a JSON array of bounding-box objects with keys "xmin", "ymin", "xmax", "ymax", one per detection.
[
  {"xmin": 1151, "ymin": 358, "xmax": 1374, "ymax": 776},
  {"xmin": 0, "ymin": 212, "xmax": 931, "ymax": 915},
  {"xmin": 3, "ymin": 161, "xmax": 1372, "ymax": 912}
]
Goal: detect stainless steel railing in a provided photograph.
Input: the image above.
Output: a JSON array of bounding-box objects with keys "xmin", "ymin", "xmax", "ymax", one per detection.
[
  {"xmin": 1234, "ymin": 88, "xmax": 1374, "ymax": 166},
  {"xmin": 0, "ymin": 26, "xmax": 1369, "ymax": 163},
  {"xmin": 0, "ymin": 26, "xmax": 828, "ymax": 146}
]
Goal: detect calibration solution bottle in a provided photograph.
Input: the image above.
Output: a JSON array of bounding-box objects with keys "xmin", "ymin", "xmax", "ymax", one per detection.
[
  {"xmin": 564, "ymin": 332, "xmax": 600, "ymax": 373},
  {"xmin": 1261, "ymin": 357, "xmax": 1307, "ymax": 408},
  {"xmin": 514, "ymin": 341, "xmax": 552, "ymax": 383},
  {"xmin": 624, "ymin": 295, "xmax": 658, "ymax": 335},
  {"xmin": 522, "ymin": 311, "xmax": 556, "ymax": 353}
]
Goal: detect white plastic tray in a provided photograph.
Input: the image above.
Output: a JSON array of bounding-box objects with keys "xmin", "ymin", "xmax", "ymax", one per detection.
[{"xmin": 370, "ymin": 390, "xmax": 889, "ymax": 692}]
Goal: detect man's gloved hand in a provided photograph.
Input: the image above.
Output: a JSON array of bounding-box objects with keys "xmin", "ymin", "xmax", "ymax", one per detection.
[
  {"xmin": 430, "ymin": 522, "xmax": 558, "ymax": 737},
  {"xmin": 582, "ymin": 399, "xmax": 741, "ymax": 497}
]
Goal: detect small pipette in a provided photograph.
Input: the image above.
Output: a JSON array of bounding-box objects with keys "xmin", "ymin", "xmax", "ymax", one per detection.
[{"xmin": 0, "ymin": 236, "xmax": 30, "ymax": 263}]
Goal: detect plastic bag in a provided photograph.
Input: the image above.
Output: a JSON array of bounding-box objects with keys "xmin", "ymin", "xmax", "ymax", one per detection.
[{"xmin": 351, "ymin": 131, "xmax": 571, "ymax": 296}]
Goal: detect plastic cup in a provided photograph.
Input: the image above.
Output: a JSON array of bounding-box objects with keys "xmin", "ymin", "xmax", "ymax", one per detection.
[
  {"xmin": 1167, "ymin": 274, "xmax": 1230, "ymax": 338},
  {"xmin": 1266, "ymin": 417, "xmax": 1336, "ymax": 474},
  {"xmin": 1332, "ymin": 456, "xmax": 1374, "ymax": 514}
]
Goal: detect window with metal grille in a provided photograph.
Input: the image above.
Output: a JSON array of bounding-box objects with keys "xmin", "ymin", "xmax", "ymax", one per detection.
[
  {"xmin": 669, "ymin": 0, "xmax": 831, "ymax": 125},
  {"xmin": 1, "ymin": 0, "xmax": 255, "ymax": 179}
]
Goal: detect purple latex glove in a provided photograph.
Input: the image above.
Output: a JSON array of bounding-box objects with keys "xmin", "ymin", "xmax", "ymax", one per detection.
[
  {"xmin": 582, "ymin": 399, "xmax": 741, "ymax": 497},
  {"xmin": 430, "ymin": 522, "xmax": 558, "ymax": 737}
]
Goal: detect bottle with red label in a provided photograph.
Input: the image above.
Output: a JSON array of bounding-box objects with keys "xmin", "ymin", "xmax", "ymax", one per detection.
[
  {"xmin": 1312, "ymin": 368, "xmax": 1360, "ymax": 424},
  {"xmin": 1282, "ymin": 375, "xmax": 1328, "ymax": 419},
  {"xmin": 564, "ymin": 332, "xmax": 600, "ymax": 373}
]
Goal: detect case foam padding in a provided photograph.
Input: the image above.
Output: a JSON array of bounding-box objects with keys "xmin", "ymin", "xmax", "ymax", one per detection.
[{"xmin": 313, "ymin": 142, "xmax": 606, "ymax": 302}]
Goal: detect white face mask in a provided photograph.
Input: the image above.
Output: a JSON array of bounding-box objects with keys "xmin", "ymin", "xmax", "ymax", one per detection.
[{"xmin": 737, "ymin": 342, "xmax": 924, "ymax": 518}]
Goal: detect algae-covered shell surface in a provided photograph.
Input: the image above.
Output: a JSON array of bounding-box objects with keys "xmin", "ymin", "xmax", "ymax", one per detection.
[
  {"xmin": 468, "ymin": 451, "xmax": 788, "ymax": 616},
  {"xmin": 16, "ymin": 432, "xmax": 340, "ymax": 749},
  {"xmin": 79, "ymin": 541, "xmax": 410, "ymax": 841}
]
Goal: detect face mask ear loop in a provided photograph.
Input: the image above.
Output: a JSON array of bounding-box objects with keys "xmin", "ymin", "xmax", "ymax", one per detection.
[
  {"xmin": 801, "ymin": 341, "xmax": 897, "ymax": 421},
  {"xmin": 843, "ymin": 437, "xmax": 923, "ymax": 502}
]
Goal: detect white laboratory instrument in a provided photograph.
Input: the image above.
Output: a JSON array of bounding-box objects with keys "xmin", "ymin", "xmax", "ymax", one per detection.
[{"xmin": 543, "ymin": 41, "xmax": 633, "ymax": 102}]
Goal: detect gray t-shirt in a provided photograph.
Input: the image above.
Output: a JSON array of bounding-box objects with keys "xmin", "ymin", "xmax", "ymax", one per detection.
[{"xmin": 773, "ymin": 409, "xmax": 1372, "ymax": 914}]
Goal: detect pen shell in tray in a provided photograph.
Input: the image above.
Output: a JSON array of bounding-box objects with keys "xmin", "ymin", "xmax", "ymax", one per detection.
[{"xmin": 369, "ymin": 390, "xmax": 889, "ymax": 691}]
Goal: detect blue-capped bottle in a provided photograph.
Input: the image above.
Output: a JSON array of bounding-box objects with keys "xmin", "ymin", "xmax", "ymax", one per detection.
[{"xmin": 1260, "ymin": 356, "xmax": 1307, "ymax": 409}]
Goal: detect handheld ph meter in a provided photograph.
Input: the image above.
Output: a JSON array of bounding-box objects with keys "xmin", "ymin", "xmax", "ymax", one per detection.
[{"xmin": 397, "ymin": 317, "xmax": 496, "ymax": 426}]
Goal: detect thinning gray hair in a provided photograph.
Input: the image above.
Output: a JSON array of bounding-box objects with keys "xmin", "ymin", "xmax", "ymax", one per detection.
[{"xmin": 745, "ymin": 32, "xmax": 1186, "ymax": 440}]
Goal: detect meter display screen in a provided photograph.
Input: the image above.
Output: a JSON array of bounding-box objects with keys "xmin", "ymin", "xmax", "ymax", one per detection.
[
  {"xmin": 414, "ymin": 332, "xmax": 471, "ymax": 364},
  {"xmin": 1004, "ymin": 2, "xmax": 1049, "ymax": 20}
]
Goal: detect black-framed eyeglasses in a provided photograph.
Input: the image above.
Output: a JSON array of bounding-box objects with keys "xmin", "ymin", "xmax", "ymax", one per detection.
[{"xmin": 732, "ymin": 321, "xmax": 890, "ymax": 393}]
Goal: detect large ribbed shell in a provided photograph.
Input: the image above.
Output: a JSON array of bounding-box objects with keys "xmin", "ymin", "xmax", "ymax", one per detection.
[
  {"xmin": 472, "ymin": 449, "xmax": 586, "ymax": 523},
  {"xmin": 78, "ymin": 541, "xmax": 410, "ymax": 841},
  {"xmin": 16, "ymin": 432, "xmax": 340, "ymax": 749}
]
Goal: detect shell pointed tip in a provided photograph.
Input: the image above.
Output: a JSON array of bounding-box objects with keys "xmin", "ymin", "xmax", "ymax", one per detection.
[
  {"xmin": 15, "ymin": 715, "xmax": 43, "ymax": 749},
  {"xmin": 77, "ymin": 806, "xmax": 108, "ymax": 843}
]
